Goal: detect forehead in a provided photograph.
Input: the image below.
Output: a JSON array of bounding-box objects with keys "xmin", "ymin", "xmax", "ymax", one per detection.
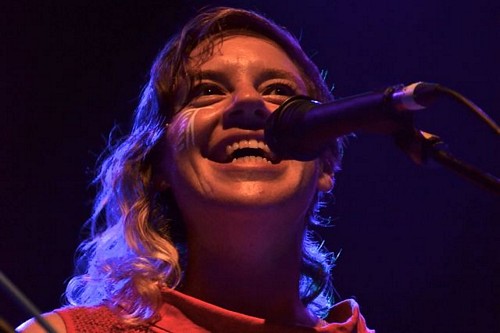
[{"xmin": 187, "ymin": 34, "xmax": 303, "ymax": 78}]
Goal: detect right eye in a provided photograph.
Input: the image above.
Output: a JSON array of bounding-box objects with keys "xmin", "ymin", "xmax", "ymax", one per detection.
[
  {"xmin": 190, "ymin": 83, "xmax": 225, "ymax": 98},
  {"xmin": 183, "ymin": 82, "xmax": 226, "ymax": 108}
]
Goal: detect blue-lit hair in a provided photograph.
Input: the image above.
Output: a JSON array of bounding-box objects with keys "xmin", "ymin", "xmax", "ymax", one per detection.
[{"xmin": 65, "ymin": 7, "xmax": 343, "ymax": 323}]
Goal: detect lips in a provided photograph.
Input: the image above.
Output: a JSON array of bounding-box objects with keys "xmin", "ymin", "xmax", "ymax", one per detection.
[{"xmin": 205, "ymin": 136, "xmax": 279, "ymax": 164}]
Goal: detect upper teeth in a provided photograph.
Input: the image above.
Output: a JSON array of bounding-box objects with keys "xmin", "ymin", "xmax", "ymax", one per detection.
[{"xmin": 225, "ymin": 139, "xmax": 270, "ymax": 158}]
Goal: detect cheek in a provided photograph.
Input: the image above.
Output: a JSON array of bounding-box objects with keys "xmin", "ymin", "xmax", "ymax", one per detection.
[
  {"xmin": 167, "ymin": 107, "xmax": 201, "ymax": 153},
  {"xmin": 167, "ymin": 106, "xmax": 218, "ymax": 154}
]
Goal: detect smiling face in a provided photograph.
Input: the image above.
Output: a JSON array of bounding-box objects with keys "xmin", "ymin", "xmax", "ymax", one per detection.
[{"xmin": 159, "ymin": 35, "xmax": 332, "ymax": 225}]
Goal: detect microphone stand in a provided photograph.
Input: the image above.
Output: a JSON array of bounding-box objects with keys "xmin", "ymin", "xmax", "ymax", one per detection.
[{"xmin": 394, "ymin": 128, "xmax": 500, "ymax": 195}]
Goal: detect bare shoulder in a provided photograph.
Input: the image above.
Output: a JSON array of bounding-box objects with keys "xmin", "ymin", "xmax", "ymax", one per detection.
[{"xmin": 16, "ymin": 312, "xmax": 66, "ymax": 333}]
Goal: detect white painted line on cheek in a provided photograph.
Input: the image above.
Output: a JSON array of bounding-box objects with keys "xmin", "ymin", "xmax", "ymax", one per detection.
[
  {"xmin": 172, "ymin": 107, "xmax": 201, "ymax": 153},
  {"xmin": 187, "ymin": 108, "xmax": 200, "ymax": 149}
]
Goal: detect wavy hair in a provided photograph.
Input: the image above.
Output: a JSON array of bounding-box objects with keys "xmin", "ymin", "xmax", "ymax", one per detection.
[{"xmin": 65, "ymin": 7, "xmax": 343, "ymax": 324}]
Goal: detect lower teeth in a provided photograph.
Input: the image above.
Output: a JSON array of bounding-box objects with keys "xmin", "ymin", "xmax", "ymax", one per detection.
[{"xmin": 231, "ymin": 156, "xmax": 271, "ymax": 164}]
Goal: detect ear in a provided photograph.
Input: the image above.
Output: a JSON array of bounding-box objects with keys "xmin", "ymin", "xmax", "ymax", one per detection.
[
  {"xmin": 317, "ymin": 152, "xmax": 335, "ymax": 192},
  {"xmin": 150, "ymin": 160, "xmax": 171, "ymax": 191},
  {"xmin": 317, "ymin": 167, "xmax": 334, "ymax": 192},
  {"xmin": 153, "ymin": 178, "xmax": 170, "ymax": 192}
]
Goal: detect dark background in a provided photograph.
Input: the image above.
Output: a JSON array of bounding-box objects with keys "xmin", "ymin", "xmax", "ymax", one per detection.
[{"xmin": 1, "ymin": 1, "xmax": 499, "ymax": 332}]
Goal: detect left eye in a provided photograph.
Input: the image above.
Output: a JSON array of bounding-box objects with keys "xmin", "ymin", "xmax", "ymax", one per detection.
[{"xmin": 262, "ymin": 84, "xmax": 296, "ymax": 96}]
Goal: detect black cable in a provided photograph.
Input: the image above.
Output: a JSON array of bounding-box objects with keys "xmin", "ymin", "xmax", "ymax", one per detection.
[
  {"xmin": 393, "ymin": 83, "xmax": 499, "ymax": 194},
  {"xmin": 435, "ymin": 85, "xmax": 500, "ymax": 135}
]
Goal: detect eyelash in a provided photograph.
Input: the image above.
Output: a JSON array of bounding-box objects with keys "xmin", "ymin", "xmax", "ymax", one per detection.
[
  {"xmin": 261, "ymin": 82, "xmax": 297, "ymax": 96},
  {"xmin": 186, "ymin": 80, "xmax": 299, "ymax": 105},
  {"xmin": 189, "ymin": 82, "xmax": 225, "ymax": 98}
]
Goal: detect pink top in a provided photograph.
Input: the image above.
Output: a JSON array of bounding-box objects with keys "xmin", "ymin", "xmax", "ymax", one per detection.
[{"xmin": 56, "ymin": 290, "xmax": 374, "ymax": 333}]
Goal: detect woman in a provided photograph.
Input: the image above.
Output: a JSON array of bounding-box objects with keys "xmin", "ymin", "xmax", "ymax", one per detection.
[{"xmin": 20, "ymin": 7, "xmax": 373, "ymax": 332}]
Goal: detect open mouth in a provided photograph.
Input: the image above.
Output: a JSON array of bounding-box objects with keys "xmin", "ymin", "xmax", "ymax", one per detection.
[{"xmin": 208, "ymin": 139, "xmax": 279, "ymax": 164}]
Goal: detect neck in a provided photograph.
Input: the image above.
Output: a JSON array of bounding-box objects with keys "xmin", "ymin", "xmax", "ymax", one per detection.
[{"xmin": 179, "ymin": 210, "xmax": 317, "ymax": 326}]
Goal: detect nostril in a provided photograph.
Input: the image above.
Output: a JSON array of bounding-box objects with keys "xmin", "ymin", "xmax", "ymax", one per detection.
[
  {"xmin": 223, "ymin": 107, "xmax": 269, "ymax": 130},
  {"xmin": 254, "ymin": 108, "xmax": 270, "ymax": 118},
  {"xmin": 228, "ymin": 109, "xmax": 245, "ymax": 117},
  {"xmin": 227, "ymin": 108, "xmax": 268, "ymax": 118}
]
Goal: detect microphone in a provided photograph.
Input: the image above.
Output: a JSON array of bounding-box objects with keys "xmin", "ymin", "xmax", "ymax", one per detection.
[{"xmin": 265, "ymin": 82, "xmax": 439, "ymax": 161}]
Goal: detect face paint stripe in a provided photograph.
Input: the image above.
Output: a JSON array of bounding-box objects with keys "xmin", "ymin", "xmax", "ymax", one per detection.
[
  {"xmin": 188, "ymin": 108, "xmax": 200, "ymax": 149},
  {"xmin": 171, "ymin": 107, "xmax": 200, "ymax": 153}
]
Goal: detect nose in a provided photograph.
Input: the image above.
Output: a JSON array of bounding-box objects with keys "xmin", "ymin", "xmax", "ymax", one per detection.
[{"xmin": 223, "ymin": 86, "xmax": 270, "ymax": 130}]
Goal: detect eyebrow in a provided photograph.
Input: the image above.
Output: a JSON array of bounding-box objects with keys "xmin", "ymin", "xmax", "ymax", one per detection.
[
  {"xmin": 257, "ymin": 69, "xmax": 304, "ymax": 85},
  {"xmin": 189, "ymin": 70, "xmax": 228, "ymax": 84}
]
